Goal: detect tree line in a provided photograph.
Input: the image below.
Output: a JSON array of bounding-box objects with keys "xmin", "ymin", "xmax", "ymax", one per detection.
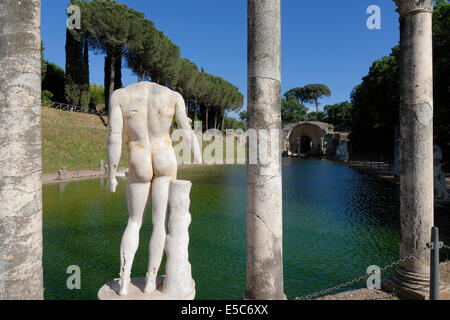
[
  {"xmin": 269, "ymin": 83, "xmax": 352, "ymax": 129},
  {"xmin": 350, "ymin": 0, "xmax": 449, "ymax": 164},
  {"xmin": 60, "ymin": 0, "xmax": 243, "ymax": 131},
  {"xmin": 282, "ymin": 1, "xmax": 449, "ymax": 167}
]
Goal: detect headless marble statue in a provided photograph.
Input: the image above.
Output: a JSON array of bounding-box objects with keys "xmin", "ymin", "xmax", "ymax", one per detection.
[{"xmin": 107, "ymin": 82, "xmax": 202, "ymax": 296}]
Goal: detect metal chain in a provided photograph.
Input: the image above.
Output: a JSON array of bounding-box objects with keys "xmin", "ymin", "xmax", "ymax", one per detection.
[{"xmin": 296, "ymin": 246, "xmax": 429, "ymax": 300}]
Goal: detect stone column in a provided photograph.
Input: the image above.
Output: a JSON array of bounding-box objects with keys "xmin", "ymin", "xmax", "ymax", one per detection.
[
  {"xmin": 386, "ymin": 0, "xmax": 434, "ymax": 299},
  {"xmin": 0, "ymin": 0, "xmax": 44, "ymax": 299},
  {"xmin": 246, "ymin": 0, "xmax": 285, "ymax": 300}
]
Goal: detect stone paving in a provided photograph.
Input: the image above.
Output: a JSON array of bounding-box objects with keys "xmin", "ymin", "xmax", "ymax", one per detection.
[{"xmin": 316, "ymin": 262, "xmax": 450, "ymax": 300}]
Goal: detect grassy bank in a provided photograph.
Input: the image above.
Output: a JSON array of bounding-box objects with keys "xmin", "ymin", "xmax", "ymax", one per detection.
[
  {"xmin": 42, "ymin": 108, "xmax": 246, "ymax": 174},
  {"xmin": 42, "ymin": 107, "xmax": 129, "ymax": 173}
]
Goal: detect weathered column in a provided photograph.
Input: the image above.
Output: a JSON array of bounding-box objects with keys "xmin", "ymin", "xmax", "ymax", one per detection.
[
  {"xmin": 246, "ymin": 0, "xmax": 285, "ymax": 300},
  {"xmin": 0, "ymin": 0, "xmax": 44, "ymax": 299},
  {"xmin": 386, "ymin": 0, "xmax": 434, "ymax": 299}
]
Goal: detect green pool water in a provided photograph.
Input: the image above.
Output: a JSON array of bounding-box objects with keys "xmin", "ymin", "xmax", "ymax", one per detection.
[{"xmin": 43, "ymin": 158, "xmax": 401, "ymax": 300}]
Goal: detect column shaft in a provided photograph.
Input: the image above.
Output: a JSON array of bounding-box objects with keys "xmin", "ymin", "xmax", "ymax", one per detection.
[
  {"xmin": 0, "ymin": 0, "xmax": 44, "ymax": 300},
  {"xmin": 246, "ymin": 0, "xmax": 285, "ymax": 300},
  {"xmin": 395, "ymin": 6, "xmax": 434, "ymax": 293}
]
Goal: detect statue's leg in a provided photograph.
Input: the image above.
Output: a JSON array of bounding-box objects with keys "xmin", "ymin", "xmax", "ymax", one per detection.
[
  {"xmin": 144, "ymin": 176, "xmax": 171, "ymax": 293},
  {"xmin": 119, "ymin": 175, "xmax": 151, "ymax": 296}
]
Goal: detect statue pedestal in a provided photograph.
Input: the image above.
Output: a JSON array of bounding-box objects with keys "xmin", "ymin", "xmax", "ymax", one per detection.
[{"xmin": 98, "ymin": 276, "xmax": 195, "ymax": 300}]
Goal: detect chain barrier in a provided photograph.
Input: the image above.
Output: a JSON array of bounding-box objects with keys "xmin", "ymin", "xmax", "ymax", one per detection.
[{"xmin": 296, "ymin": 246, "xmax": 430, "ymax": 300}]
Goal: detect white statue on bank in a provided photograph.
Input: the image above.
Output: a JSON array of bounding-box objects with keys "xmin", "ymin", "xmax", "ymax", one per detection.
[{"xmin": 101, "ymin": 82, "xmax": 202, "ymax": 299}]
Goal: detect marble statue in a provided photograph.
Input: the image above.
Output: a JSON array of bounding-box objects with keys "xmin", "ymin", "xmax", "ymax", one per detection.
[
  {"xmin": 99, "ymin": 159, "xmax": 105, "ymax": 172},
  {"xmin": 102, "ymin": 82, "xmax": 201, "ymax": 299},
  {"xmin": 57, "ymin": 167, "xmax": 68, "ymax": 180},
  {"xmin": 434, "ymin": 145, "xmax": 448, "ymax": 200},
  {"xmin": 161, "ymin": 180, "xmax": 195, "ymax": 298},
  {"xmin": 336, "ymin": 141, "xmax": 349, "ymax": 163}
]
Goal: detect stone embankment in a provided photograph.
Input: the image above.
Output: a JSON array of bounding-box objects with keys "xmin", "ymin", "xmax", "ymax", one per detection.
[
  {"xmin": 43, "ymin": 169, "xmax": 109, "ymax": 186},
  {"xmin": 348, "ymin": 160, "xmax": 450, "ymax": 201},
  {"xmin": 42, "ymin": 164, "xmax": 207, "ymax": 186}
]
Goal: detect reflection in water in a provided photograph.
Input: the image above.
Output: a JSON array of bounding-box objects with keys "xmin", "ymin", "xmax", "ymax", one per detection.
[
  {"xmin": 57, "ymin": 182, "xmax": 67, "ymax": 195},
  {"xmin": 43, "ymin": 159, "xmax": 400, "ymax": 300}
]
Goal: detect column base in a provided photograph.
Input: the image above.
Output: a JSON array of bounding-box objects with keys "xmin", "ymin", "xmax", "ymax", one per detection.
[
  {"xmin": 381, "ymin": 266, "xmax": 448, "ymax": 300},
  {"xmin": 98, "ymin": 276, "xmax": 196, "ymax": 300},
  {"xmin": 243, "ymin": 292, "xmax": 287, "ymax": 300}
]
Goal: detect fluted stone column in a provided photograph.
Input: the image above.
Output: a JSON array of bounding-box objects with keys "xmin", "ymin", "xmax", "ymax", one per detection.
[
  {"xmin": 246, "ymin": 0, "xmax": 285, "ymax": 300},
  {"xmin": 0, "ymin": 0, "xmax": 43, "ymax": 299},
  {"xmin": 385, "ymin": 0, "xmax": 434, "ymax": 299}
]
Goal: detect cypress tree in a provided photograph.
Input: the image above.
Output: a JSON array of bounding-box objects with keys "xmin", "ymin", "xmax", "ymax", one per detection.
[
  {"xmin": 65, "ymin": 0, "xmax": 90, "ymax": 107},
  {"xmin": 64, "ymin": 27, "xmax": 83, "ymax": 106},
  {"xmin": 80, "ymin": 36, "xmax": 90, "ymax": 110}
]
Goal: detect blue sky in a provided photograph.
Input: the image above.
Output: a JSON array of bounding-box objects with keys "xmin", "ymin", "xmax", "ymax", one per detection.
[{"xmin": 42, "ymin": 0, "xmax": 401, "ymax": 117}]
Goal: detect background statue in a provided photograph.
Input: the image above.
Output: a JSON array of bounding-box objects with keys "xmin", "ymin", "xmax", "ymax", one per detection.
[
  {"xmin": 434, "ymin": 145, "xmax": 448, "ymax": 200},
  {"xmin": 107, "ymin": 82, "xmax": 202, "ymax": 296},
  {"xmin": 336, "ymin": 141, "xmax": 349, "ymax": 162}
]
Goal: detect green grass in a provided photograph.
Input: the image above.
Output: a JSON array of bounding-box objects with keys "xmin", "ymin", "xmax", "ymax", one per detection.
[{"xmin": 42, "ymin": 107, "xmax": 128, "ymax": 173}]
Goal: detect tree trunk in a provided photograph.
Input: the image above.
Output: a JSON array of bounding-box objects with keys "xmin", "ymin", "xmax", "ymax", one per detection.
[
  {"xmin": 104, "ymin": 44, "xmax": 116, "ymax": 114},
  {"xmin": 104, "ymin": 52, "xmax": 111, "ymax": 110},
  {"xmin": 80, "ymin": 36, "xmax": 90, "ymax": 111},
  {"xmin": 384, "ymin": 0, "xmax": 435, "ymax": 299},
  {"xmin": 193, "ymin": 98, "xmax": 198, "ymax": 122},
  {"xmin": 108, "ymin": 44, "xmax": 116, "ymax": 113},
  {"xmin": 0, "ymin": 0, "xmax": 44, "ymax": 300},
  {"xmin": 186, "ymin": 99, "xmax": 189, "ymax": 119},
  {"xmin": 221, "ymin": 111, "xmax": 228, "ymax": 132},
  {"xmin": 109, "ymin": 46, "xmax": 116, "ymax": 107},
  {"xmin": 214, "ymin": 109, "xmax": 218, "ymax": 130},
  {"xmin": 246, "ymin": 0, "xmax": 285, "ymax": 300},
  {"xmin": 114, "ymin": 46, "xmax": 122, "ymax": 90},
  {"xmin": 205, "ymin": 106, "xmax": 210, "ymax": 131}
]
